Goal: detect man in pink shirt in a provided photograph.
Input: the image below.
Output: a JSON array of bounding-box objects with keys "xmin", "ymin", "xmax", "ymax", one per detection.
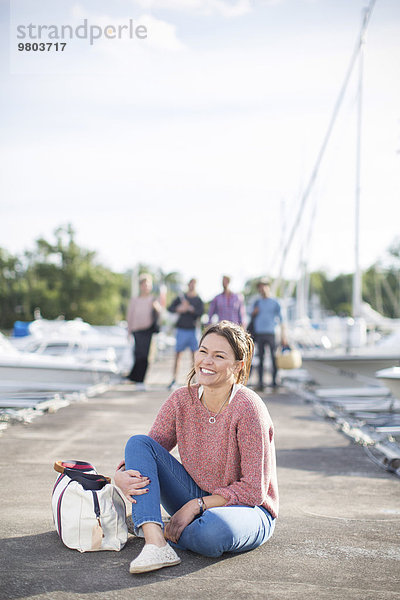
[{"xmin": 208, "ymin": 275, "xmax": 246, "ymax": 326}]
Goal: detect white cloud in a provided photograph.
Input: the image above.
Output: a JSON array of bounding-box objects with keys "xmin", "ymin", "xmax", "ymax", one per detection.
[
  {"xmin": 131, "ymin": 0, "xmax": 252, "ymax": 18},
  {"xmin": 139, "ymin": 14, "xmax": 185, "ymax": 50}
]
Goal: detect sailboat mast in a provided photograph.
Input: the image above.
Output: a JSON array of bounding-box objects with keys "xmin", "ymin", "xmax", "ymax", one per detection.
[
  {"xmin": 352, "ymin": 10, "xmax": 366, "ymax": 319},
  {"xmin": 353, "ymin": 3, "xmax": 377, "ymax": 318},
  {"xmin": 273, "ymin": 1, "xmax": 376, "ymax": 303}
]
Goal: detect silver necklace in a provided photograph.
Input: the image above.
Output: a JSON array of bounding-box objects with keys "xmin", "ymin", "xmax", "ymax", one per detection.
[{"xmin": 202, "ymin": 387, "xmax": 232, "ymax": 424}]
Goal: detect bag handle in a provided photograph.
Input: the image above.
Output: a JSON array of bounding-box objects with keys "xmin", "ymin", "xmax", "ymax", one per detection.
[
  {"xmin": 54, "ymin": 461, "xmax": 111, "ymax": 488},
  {"xmin": 65, "ymin": 471, "xmax": 111, "ymax": 490},
  {"xmin": 54, "ymin": 460, "xmax": 97, "ymax": 474}
]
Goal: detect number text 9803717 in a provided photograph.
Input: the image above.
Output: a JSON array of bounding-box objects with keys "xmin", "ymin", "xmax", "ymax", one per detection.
[{"xmin": 18, "ymin": 42, "xmax": 67, "ymax": 51}]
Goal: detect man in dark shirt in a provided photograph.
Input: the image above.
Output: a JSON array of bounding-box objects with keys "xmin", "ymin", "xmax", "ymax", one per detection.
[{"xmin": 167, "ymin": 278, "xmax": 204, "ymax": 389}]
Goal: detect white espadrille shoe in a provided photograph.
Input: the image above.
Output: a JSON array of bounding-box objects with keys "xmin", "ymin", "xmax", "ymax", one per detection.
[{"xmin": 129, "ymin": 544, "xmax": 181, "ymax": 574}]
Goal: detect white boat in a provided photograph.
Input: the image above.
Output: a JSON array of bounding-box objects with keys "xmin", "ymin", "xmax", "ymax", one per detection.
[
  {"xmin": 301, "ymin": 328, "xmax": 400, "ymax": 388},
  {"xmin": 376, "ymin": 367, "xmax": 400, "ymax": 400},
  {"xmin": 0, "ymin": 333, "xmax": 118, "ymax": 388},
  {"xmin": 301, "ymin": 352, "xmax": 400, "ymax": 388},
  {"xmin": 11, "ymin": 318, "xmax": 132, "ymax": 375}
]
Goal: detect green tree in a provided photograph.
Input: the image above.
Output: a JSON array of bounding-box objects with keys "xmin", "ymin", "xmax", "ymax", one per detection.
[
  {"xmin": 308, "ymin": 271, "xmax": 353, "ymax": 315},
  {"xmin": 308, "ymin": 237, "xmax": 400, "ymax": 318},
  {"xmin": 0, "ymin": 248, "xmax": 27, "ymax": 329},
  {"xmin": 158, "ymin": 270, "xmax": 183, "ymax": 305},
  {"xmin": 364, "ymin": 264, "xmax": 400, "ymax": 319},
  {"xmin": 0, "ymin": 225, "xmax": 132, "ymax": 327}
]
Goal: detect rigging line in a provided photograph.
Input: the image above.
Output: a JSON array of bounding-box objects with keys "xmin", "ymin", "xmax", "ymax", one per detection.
[
  {"xmin": 264, "ymin": 197, "xmax": 289, "ymax": 278},
  {"xmin": 380, "ymin": 273, "xmax": 400, "ymax": 318},
  {"xmin": 283, "ymin": 188, "xmax": 319, "ymax": 305},
  {"xmin": 272, "ymin": 0, "xmax": 378, "ymax": 294},
  {"xmin": 294, "ymin": 182, "xmax": 320, "ymax": 280}
]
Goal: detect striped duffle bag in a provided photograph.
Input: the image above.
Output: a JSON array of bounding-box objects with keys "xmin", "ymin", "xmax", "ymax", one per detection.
[{"xmin": 52, "ymin": 460, "xmax": 128, "ymax": 552}]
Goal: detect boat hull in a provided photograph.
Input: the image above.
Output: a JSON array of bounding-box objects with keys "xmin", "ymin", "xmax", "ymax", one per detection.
[
  {"xmin": 376, "ymin": 367, "xmax": 400, "ymax": 399},
  {"xmin": 0, "ymin": 362, "xmax": 116, "ymax": 386},
  {"xmin": 301, "ymin": 354, "xmax": 400, "ymax": 388}
]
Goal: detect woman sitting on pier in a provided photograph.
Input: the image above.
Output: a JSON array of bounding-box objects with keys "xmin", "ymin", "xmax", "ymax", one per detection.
[{"xmin": 114, "ymin": 320, "xmax": 278, "ymax": 574}]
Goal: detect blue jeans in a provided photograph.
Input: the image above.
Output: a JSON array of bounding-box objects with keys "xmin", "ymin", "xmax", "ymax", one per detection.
[{"xmin": 125, "ymin": 435, "xmax": 276, "ymax": 558}]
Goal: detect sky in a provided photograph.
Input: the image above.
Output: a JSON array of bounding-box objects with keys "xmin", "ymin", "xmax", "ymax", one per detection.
[{"xmin": 1, "ymin": 0, "xmax": 399, "ymax": 300}]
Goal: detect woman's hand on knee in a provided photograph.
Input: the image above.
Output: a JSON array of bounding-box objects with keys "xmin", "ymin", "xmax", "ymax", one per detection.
[
  {"xmin": 164, "ymin": 500, "xmax": 199, "ymax": 543},
  {"xmin": 115, "ymin": 460, "xmax": 125, "ymax": 471},
  {"xmin": 114, "ymin": 466, "xmax": 150, "ymax": 503}
]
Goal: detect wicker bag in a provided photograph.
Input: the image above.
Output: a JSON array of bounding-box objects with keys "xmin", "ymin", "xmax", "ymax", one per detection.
[{"xmin": 275, "ymin": 346, "xmax": 302, "ymax": 370}]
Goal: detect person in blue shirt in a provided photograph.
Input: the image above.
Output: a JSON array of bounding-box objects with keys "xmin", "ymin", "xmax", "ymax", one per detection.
[{"xmin": 251, "ymin": 279, "xmax": 287, "ymax": 390}]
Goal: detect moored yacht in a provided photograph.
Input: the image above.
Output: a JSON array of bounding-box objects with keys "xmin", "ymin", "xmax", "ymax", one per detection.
[
  {"xmin": 376, "ymin": 367, "xmax": 400, "ymax": 400},
  {"xmin": 0, "ymin": 333, "xmax": 118, "ymax": 388}
]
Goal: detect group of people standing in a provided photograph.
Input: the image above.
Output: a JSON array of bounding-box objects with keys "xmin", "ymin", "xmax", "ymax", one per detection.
[{"xmin": 126, "ymin": 273, "xmax": 287, "ymax": 391}]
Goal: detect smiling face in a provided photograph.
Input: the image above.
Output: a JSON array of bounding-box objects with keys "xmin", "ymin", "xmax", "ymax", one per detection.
[{"xmin": 194, "ymin": 332, "xmax": 243, "ymax": 389}]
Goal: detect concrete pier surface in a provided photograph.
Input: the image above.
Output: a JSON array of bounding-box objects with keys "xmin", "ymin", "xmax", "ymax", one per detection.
[{"xmin": 1, "ymin": 354, "xmax": 400, "ymax": 600}]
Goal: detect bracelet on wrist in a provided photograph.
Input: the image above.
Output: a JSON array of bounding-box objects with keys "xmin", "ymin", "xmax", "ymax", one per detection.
[{"xmin": 197, "ymin": 497, "xmax": 206, "ymax": 515}]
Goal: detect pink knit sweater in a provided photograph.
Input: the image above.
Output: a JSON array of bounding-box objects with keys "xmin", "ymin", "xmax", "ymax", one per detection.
[{"xmin": 148, "ymin": 384, "xmax": 279, "ymax": 518}]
